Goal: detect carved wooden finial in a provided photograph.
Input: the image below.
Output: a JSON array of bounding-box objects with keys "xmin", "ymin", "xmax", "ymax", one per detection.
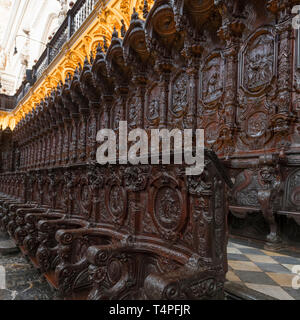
[
  {"xmin": 66, "ymin": 72, "xmax": 72, "ymax": 83},
  {"xmin": 96, "ymin": 42, "xmax": 103, "ymax": 53},
  {"xmin": 84, "ymin": 55, "xmax": 89, "ymax": 66},
  {"xmin": 143, "ymin": 0, "xmax": 149, "ymax": 19},
  {"xmin": 121, "ymin": 19, "xmax": 126, "ymax": 37},
  {"xmin": 89, "ymin": 51, "xmax": 94, "ymax": 64},
  {"xmin": 103, "ymin": 36, "xmax": 108, "ymax": 51},
  {"xmin": 131, "ymin": 7, "xmax": 139, "ymax": 21},
  {"xmin": 112, "ymin": 25, "xmax": 118, "ymax": 38}
]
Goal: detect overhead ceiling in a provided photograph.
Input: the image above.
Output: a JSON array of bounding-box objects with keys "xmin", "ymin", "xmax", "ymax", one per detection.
[
  {"xmin": 0, "ymin": 0, "xmax": 64, "ymax": 95},
  {"xmin": 0, "ymin": 0, "xmax": 13, "ymax": 53}
]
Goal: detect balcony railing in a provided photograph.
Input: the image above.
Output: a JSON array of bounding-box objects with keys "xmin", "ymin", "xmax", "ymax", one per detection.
[
  {"xmin": 0, "ymin": 0, "xmax": 97, "ymax": 111},
  {"xmin": 34, "ymin": 0, "xmax": 96, "ymax": 82},
  {"xmin": 15, "ymin": 79, "xmax": 31, "ymax": 105}
]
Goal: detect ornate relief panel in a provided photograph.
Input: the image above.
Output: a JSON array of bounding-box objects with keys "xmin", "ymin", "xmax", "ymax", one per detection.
[
  {"xmin": 110, "ymin": 100, "xmax": 120, "ymax": 132},
  {"xmin": 200, "ymin": 53, "xmax": 224, "ymax": 105},
  {"xmin": 205, "ymin": 122, "xmax": 220, "ymax": 146},
  {"xmin": 145, "ymin": 84, "xmax": 160, "ymax": 129},
  {"xmin": 56, "ymin": 178, "xmax": 67, "ymax": 211},
  {"xmin": 237, "ymin": 28, "xmax": 278, "ymax": 151},
  {"xmin": 293, "ymin": 30, "xmax": 300, "ymax": 113},
  {"xmin": 74, "ymin": 175, "xmax": 92, "ymax": 218},
  {"xmin": 247, "ymin": 112, "xmax": 268, "ymax": 138},
  {"xmin": 148, "ymin": 173, "xmax": 187, "ymax": 242},
  {"xmin": 127, "ymin": 94, "xmax": 140, "ymax": 129},
  {"xmin": 199, "ymin": 52, "xmax": 225, "ymax": 148},
  {"xmin": 239, "ymin": 29, "xmax": 277, "ymax": 96},
  {"xmin": 87, "ymin": 114, "xmax": 97, "ymax": 159},
  {"xmin": 105, "ymin": 173, "xmax": 127, "ymax": 227},
  {"xmin": 169, "ymin": 72, "xmax": 189, "ymax": 128},
  {"xmin": 284, "ymin": 169, "xmax": 300, "ymax": 211},
  {"xmin": 232, "ymin": 169, "xmax": 260, "ymax": 207}
]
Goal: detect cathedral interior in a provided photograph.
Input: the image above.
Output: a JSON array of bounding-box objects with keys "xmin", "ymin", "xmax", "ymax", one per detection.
[{"xmin": 0, "ymin": 0, "xmax": 300, "ymax": 301}]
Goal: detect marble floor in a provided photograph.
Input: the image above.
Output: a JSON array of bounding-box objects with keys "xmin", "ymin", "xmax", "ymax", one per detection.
[
  {"xmin": 0, "ymin": 232, "xmax": 55, "ymax": 300},
  {"xmin": 226, "ymin": 240, "xmax": 300, "ymax": 300},
  {"xmin": 0, "ymin": 232, "xmax": 300, "ymax": 300}
]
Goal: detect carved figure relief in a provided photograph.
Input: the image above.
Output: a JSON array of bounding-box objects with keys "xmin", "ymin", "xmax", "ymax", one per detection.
[
  {"xmin": 155, "ymin": 187, "xmax": 181, "ymax": 229},
  {"xmin": 170, "ymin": 73, "xmax": 188, "ymax": 117},
  {"xmin": 284, "ymin": 170, "xmax": 300, "ymax": 209},
  {"xmin": 205, "ymin": 122, "xmax": 219, "ymax": 145},
  {"xmin": 112, "ymin": 102, "xmax": 122, "ymax": 131},
  {"xmin": 128, "ymin": 96, "xmax": 139, "ymax": 129},
  {"xmin": 106, "ymin": 183, "xmax": 127, "ymax": 226},
  {"xmin": 78, "ymin": 183, "xmax": 91, "ymax": 217},
  {"xmin": 149, "ymin": 174, "xmax": 187, "ymax": 242},
  {"xmin": 201, "ymin": 54, "xmax": 224, "ymax": 104},
  {"xmin": 110, "ymin": 186, "xmax": 124, "ymax": 216},
  {"xmin": 145, "ymin": 85, "xmax": 160, "ymax": 128},
  {"xmin": 240, "ymin": 30, "xmax": 276, "ymax": 95}
]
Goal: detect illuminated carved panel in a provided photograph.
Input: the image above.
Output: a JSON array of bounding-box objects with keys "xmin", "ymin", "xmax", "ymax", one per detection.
[{"xmin": 0, "ymin": 0, "xmax": 155, "ymax": 130}]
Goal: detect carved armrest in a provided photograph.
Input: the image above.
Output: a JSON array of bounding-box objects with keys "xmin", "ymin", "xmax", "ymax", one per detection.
[
  {"xmin": 13, "ymin": 210, "xmax": 63, "ymax": 242},
  {"xmin": 55, "ymin": 227, "xmax": 112, "ymax": 264},
  {"xmin": 35, "ymin": 219, "xmax": 90, "ymax": 270},
  {"xmin": 5, "ymin": 204, "xmax": 33, "ymax": 226},
  {"xmin": 4, "ymin": 200, "xmax": 22, "ymax": 208},
  {"xmin": 24, "ymin": 209, "xmax": 79, "ymax": 232},
  {"xmin": 37, "ymin": 218, "xmax": 89, "ymax": 243},
  {"xmin": 56, "ymin": 227, "xmax": 111, "ymax": 245},
  {"xmin": 87, "ymin": 243, "xmax": 128, "ymax": 267},
  {"xmin": 9, "ymin": 203, "xmax": 37, "ymax": 212},
  {"xmin": 144, "ymin": 265, "xmax": 224, "ymax": 300},
  {"xmin": 86, "ymin": 242, "xmax": 138, "ymax": 300},
  {"xmin": 15, "ymin": 208, "xmax": 47, "ymax": 226},
  {"xmin": 54, "ymin": 227, "xmax": 112, "ymax": 296},
  {"xmin": 38, "ymin": 218, "xmax": 89, "ymax": 231},
  {"xmin": 1, "ymin": 200, "xmax": 23, "ymax": 228},
  {"xmin": 24, "ymin": 212, "xmax": 66, "ymax": 233},
  {"xmin": 0, "ymin": 200, "xmax": 9, "ymax": 214},
  {"xmin": 16, "ymin": 207, "xmax": 47, "ymax": 214},
  {"xmin": 11, "ymin": 207, "xmax": 45, "ymax": 217},
  {"xmin": 3, "ymin": 200, "xmax": 22, "ymax": 213},
  {"xmin": 21, "ymin": 212, "xmax": 67, "ymax": 256},
  {"xmin": 0, "ymin": 197, "xmax": 14, "ymax": 203},
  {"xmin": 0, "ymin": 198, "xmax": 14, "ymax": 210},
  {"xmin": 86, "ymin": 241, "xmax": 226, "ymax": 301}
]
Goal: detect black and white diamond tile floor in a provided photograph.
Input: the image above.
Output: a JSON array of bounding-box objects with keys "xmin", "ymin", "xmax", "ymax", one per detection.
[{"xmin": 226, "ymin": 240, "xmax": 300, "ymax": 300}]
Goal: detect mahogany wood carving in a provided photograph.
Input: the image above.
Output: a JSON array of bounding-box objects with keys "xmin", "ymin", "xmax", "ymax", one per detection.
[{"xmin": 0, "ymin": 0, "xmax": 300, "ymax": 299}]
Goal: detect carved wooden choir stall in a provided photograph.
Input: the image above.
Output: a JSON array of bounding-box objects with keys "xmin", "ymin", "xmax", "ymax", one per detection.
[{"xmin": 0, "ymin": 0, "xmax": 299, "ymax": 299}]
